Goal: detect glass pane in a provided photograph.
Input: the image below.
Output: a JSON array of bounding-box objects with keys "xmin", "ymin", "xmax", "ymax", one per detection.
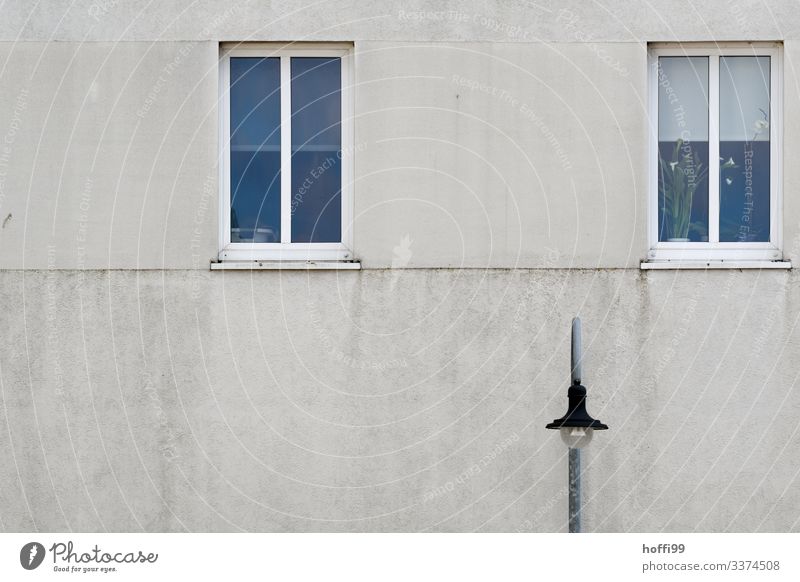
[
  {"xmin": 291, "ymin": 57, "xmax": 342, "ymax": 243},
  {"xmin": 657, "ymin": 57, "xmax": 709, "ymax": 242},
  {"xmin": 230, "ymin": 57, "xmax": 281, "ymax": 243},
  {"xmin": 719, "ymin": 56, "xmax": 770, "ymax": 242}
]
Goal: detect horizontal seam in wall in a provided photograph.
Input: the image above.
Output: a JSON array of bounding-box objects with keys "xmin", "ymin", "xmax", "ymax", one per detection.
[{"xmin": 0, "ymin": 267, "xmax": 753, "ymax": 273}]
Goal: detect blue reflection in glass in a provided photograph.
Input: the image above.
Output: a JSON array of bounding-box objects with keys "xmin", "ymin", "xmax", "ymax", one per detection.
[
  {"xmin": 719, "ymin": 56, "xmax": 770, "ymax": 242},
  {"xmin": 230, "ymin": 57, "xmax": 281, "ymax": 242},
  {"xmin": 291, "ymin": 57, "xmax": 342, "ymax": 243}
]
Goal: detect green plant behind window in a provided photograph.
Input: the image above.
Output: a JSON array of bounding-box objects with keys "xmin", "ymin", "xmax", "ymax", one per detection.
[{"xmin": 659, "ymin": 139, "xmax": 735, "ymax": 240}]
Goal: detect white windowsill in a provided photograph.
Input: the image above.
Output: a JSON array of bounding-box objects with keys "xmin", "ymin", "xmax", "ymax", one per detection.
[
  {"xmin": 210, "ymin": 260, "xmax": 361, "ymax": 271},
  {"xmin": 641, "ymin": 260, "xmax": 792, "ymax": 270}
]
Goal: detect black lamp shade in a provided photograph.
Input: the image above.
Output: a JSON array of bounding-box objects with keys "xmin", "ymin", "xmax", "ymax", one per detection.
[{"xmin": 546, "ymin": 382, "xmax": 608, "ymax": 430}]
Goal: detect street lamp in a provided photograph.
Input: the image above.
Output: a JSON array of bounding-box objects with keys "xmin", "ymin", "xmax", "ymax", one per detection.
[{"xmin": 546, "ymin": 317, "xmax": 608, "ymax": 533}]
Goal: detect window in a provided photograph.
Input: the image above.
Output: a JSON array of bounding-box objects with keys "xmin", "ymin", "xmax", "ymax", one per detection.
[
  {"xmin": 219, "ymin": 44, "xmax": 354, "ymax": 262},
  {"xmin": 647, "ymin": 43, "xmax": 783, "ymax": 264}
]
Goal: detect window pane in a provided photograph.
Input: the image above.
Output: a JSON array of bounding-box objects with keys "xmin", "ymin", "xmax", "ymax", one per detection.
[
  {"xmin": 230, "ymin": 57, "xmax": 281, "ymax": 243},
  {"xmin": 719, "ymin": 56, "xmax": 770, "ymax": 242},
  {"xmin": 291, "ymin": 57, "xmax": 342, "ymax": 243},
  {"xmin": 657, "ymin": 57, "xmax": 709, "ymax": 242}
]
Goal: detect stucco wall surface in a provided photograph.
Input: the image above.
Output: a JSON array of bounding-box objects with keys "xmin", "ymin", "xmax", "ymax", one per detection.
[
  {"xmin": 0, "ymin": 1, "xmax": 795, "ymax": 43},
  {"xmin": 1, "ymin": 269, "xmax": 798, "ymax": 532},
  {"xmin": 3, "ymin": 38, "xmax": 799, "ymax": 269}
]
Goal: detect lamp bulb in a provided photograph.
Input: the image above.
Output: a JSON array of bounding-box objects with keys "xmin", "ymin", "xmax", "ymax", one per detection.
[{"xmin": 559, "ymin": 426, "xmax": 594, "ymax": 449}]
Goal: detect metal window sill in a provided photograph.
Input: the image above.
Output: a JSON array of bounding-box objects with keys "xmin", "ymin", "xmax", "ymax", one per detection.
[
  {"xmin": 210, "ymin": 260, "xmax": 361, "ymax": 271},
  {"xmin": 640, "ymin": 260, "xmax": 791, "ymax": 270}
]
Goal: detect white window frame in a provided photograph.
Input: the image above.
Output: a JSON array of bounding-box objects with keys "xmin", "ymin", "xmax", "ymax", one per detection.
[
  {"xmin": 646, "ymin": 42, "xmax": 783, "ymax": 264},
  {"xmin": 219, "ymin": 43, "xmax": 354, "ymax": 262}
]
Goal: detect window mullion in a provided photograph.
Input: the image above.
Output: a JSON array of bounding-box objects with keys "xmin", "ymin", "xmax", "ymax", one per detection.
[
  {"xmin": 708, "ymin": 54, "xmax": 720, "ymax": 244},
  {"xmin": 280, "ymin": 55, "xmax": 292, "ymax": 244}
]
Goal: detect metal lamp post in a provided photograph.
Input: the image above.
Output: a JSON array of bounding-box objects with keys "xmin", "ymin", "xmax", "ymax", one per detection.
[{"xmin": 546, "ymin": 317, "xmax": 608, "ymax": 533}]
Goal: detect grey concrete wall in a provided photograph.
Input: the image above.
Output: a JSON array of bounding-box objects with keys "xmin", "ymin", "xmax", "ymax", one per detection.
[
  {"xmin": 2, "ymin": 24, "xmax": 800, "ymax": 269},
  {"xmin": 2, "ymin": 269, "xmax": 799, "ymax": 532},
  {"xmin": 0, "ymin": 41, "xmax": 218, "ymax": 270},
  {"xmin": 1, "ymin": 38, "xmax": 648, "ymax": 269},
  {"xmin": 0, "ymin": 1, "xmax": 795, "ymax": 43},
  {"xmin": 1, "ymin": 1, "xmax": 800, "ymax": 532}
]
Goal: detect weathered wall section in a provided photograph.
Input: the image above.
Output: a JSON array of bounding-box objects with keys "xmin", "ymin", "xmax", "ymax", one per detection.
[{"xmin": 1, "ymin": 270, "xmax": 799, "ymax": 532}]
